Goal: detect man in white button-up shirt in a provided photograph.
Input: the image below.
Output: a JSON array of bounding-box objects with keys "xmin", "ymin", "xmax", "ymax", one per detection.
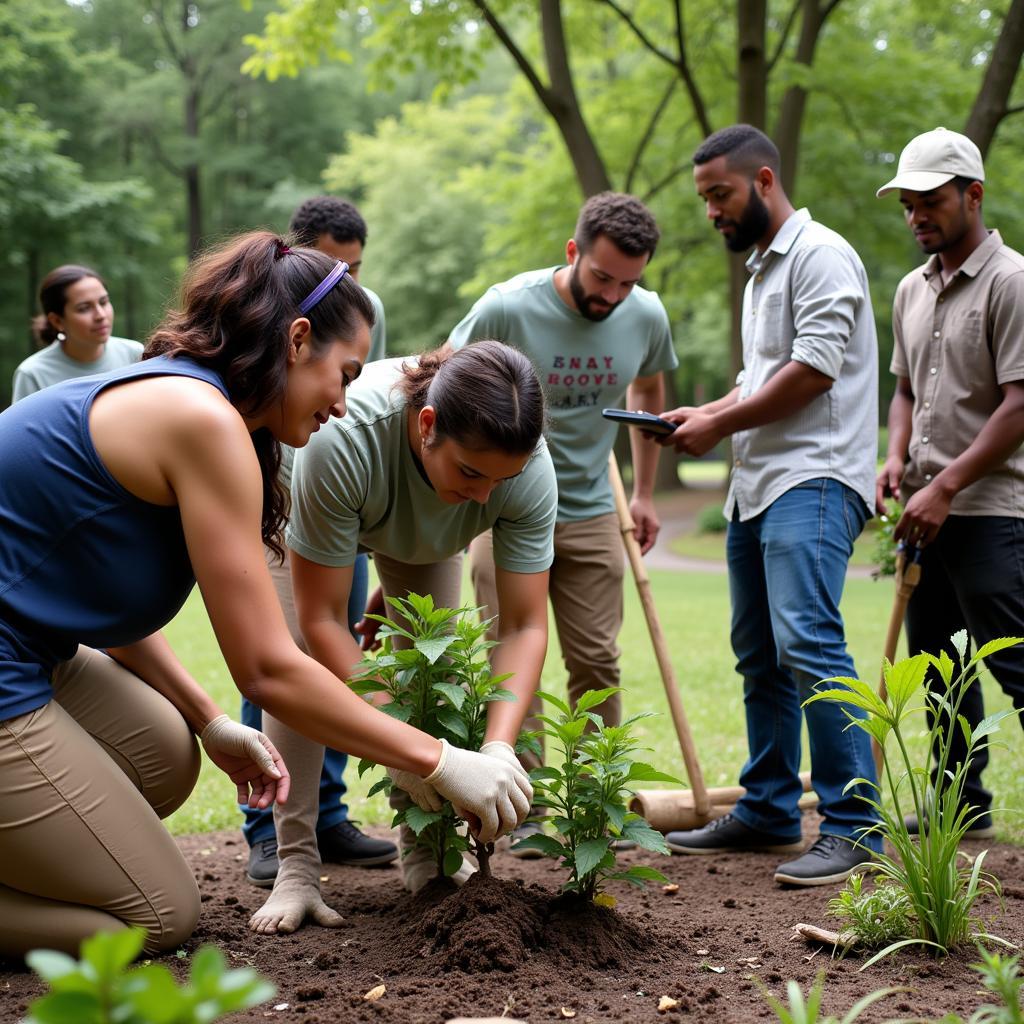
[{"xmin": 659, "ymin": 124, "xmax": 881, "ymax": 887}]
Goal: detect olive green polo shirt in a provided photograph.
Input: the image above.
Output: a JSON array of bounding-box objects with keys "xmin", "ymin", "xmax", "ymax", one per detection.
[{"xmin": 891, "ymin": 229, "xmax": 1024, "ymax": 516}]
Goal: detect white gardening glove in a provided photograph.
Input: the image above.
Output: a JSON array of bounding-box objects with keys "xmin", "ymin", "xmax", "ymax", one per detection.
[
  {"xmin": 386, "ymin": 766, "xmax": 444, "ymax": 813},
  {"xmin": 424, "ymin": 739, "xmax": 533, "ymax": 844},
  {"xmin": 479, "ymin": 739, "xmax": 524, "ymax": 772},
  {"xmin": 199, "ymin": 714, "xmax": 288, "ymax": 810}
]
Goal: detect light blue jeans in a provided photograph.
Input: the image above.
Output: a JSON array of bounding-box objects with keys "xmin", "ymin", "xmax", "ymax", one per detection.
[{"xmin": 726, "ymin": 479, "xmax": 881, "ymax": 852}]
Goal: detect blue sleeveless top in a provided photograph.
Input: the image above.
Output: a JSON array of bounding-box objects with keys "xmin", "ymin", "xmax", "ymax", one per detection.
[{"xmin": 0, "ymin": 355, "xmax": 231, "ymax": 721}]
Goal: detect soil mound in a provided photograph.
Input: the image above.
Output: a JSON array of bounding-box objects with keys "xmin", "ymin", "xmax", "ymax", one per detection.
[{"xmin": 379, "ymin": 873, "xmax": 655, "ymax": 975}]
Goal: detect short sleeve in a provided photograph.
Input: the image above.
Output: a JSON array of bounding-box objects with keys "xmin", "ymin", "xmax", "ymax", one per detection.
[
  {"xmin": 11, "ymin": 367, "xmax": 39, "ymax": 403},
  {"xmin": 448, "ymin": 288, "xmax": 507, "ymax": 349},
  {"xmin": 890, "ymin": 283, "xmax": 909, "ymax": 378},
  {"xmin": 989, "ymin": 270, "xmax": 1024, "ymax": 384},
  {"xmin": 491, "ymin": 444, "xmax": 557, "ymax": 574},
  {"xmin": 285, "ymin": 427, "xmax": 365, "ymax": 567},
  {"xmin": 637, "ymin": 298, "xmax": 678, "ymax": 378}
]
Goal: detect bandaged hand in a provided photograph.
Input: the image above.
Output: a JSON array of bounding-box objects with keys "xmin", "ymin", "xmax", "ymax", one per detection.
[
  {"xmin": 200, "ymin": 714, "xmax": 289, "ymax": 810},
  {"xmin": 387, "ymin": 766, "xmax": 443, "ymax": 812},
  {"xmin": 424, "ymin": 739, "xmax": 533, "ymax": 844}
]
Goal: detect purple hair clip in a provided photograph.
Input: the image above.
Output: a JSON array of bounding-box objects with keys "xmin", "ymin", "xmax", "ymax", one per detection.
[{"xmin": 298, "ymin": 260, "xmax": 349, "ymax": 315}]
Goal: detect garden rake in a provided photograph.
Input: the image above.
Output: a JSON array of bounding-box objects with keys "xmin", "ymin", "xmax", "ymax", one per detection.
[{"xmin": 607, "ymin": 452, "xmax": 815, "ymax": 832}]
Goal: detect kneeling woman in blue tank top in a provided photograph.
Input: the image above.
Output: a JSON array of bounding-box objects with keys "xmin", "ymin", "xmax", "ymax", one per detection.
[{"xmin": 0, "ymin": 232, "xmax": 531, "ymax": 958}]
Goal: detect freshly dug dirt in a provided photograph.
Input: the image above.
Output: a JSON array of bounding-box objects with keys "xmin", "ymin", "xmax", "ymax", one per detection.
[{"xmin": 3, "ymin": 815, "xmax": 1022, "ymax": 1023}]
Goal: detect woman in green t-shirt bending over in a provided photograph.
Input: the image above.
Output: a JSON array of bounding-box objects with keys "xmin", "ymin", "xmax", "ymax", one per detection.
[{"xmin": 251, "ymin": 340, "xmax": 556, "ymax": 934}]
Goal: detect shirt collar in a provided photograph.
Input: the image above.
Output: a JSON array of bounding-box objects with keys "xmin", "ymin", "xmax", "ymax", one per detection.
[
  {"xmin": 921, "ymin": 229, "xmax": 1004, "ymax": 283},
  {"xmin": 745, "ymin": 208, "xmax": 812, "ymax": 272}
]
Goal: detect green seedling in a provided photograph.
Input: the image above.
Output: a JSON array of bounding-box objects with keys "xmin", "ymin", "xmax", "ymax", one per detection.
[
  {"xmin": 760, "ymin": 969, "xmax": 901, "ymax": 1023},
  {"xmin": 828, "ymin": 873, "xmax": 913, "ymax": 950},
  {"xmin": 806, "ymin": 631, "xmax": 1022, "ymax": 964},
  {"xmin": 513, "ymin": 687, "xmax": 679, "ymax": 903},
  {"xmin": 350, "ymin": 593, "xmax": 522, "ymax": 881},
  {"xmin": 25, "ymin": 928, "xmax": 274, "ymax": 1024}
]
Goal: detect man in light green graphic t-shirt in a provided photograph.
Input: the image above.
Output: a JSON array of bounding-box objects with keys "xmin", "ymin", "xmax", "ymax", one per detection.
[{"xmin": 448, "ymin": 192, "xmax": 678, "ymax": 847}]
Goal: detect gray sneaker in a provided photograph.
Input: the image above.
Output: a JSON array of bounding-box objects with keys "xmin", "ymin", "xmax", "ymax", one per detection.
[
  {"xmin": 246, "ymin": 836, "xmax": 279, "ymax": 888},
  {"xmin": 773, "ymin": 834, "xmax": 874, "ymax": 887}
]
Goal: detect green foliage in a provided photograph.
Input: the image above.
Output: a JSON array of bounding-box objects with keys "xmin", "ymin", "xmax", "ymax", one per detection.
[
  {"xmin": 760, "ymin": 969, "xmax": 900, "ymax": 1023},
  {"xmin": 962, "ymin": 947, "xmax": 1024, "ymax": 1024},
  {"xmin": 25, "ymin": 928, "xmax": 274, "ymax": 1024},
  {"xmin": 516, "ymin": 688, "xmax": 679, "ymax": 903},
  {"xmin": 827, "ymin": 873, "xmax": 913, "ymax": 949},
  {"xmin": 871, "ymin": 500, "xmax": 903, "ymax": 580},
  {"xmin": 696, "ymin": 502, "xmax": 728, "ymax": 534},
  {"xmin": 352, "ymin": 593, "xmax": 518, "ymax": 880},
  {"xmin": 805, "ymin": 632, "xmax": 1023, "ymax": 962}
]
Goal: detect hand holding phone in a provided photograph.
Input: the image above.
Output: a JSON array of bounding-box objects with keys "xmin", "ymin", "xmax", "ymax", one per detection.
[{"xmin": 601, "ymin": 408, "xmax": 676, "ymax": 436}]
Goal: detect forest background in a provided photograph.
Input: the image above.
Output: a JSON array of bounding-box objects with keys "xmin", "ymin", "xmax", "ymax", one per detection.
[{"xmin": 4, "ymin": 0, "xmax": 1024, "ymax": 478}]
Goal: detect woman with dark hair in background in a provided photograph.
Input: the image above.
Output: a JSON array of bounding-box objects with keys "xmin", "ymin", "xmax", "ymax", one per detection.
[
  {"xmin": 0, "ymin": 234, "xmax": 531, "ymax": 959},
  {"xmin": 250, "ymin": 340, "xmax": 556, "ymax": 935},
  {"xmin": 12, "ymin": 264, "xmax": 142, "ymax": 402}
]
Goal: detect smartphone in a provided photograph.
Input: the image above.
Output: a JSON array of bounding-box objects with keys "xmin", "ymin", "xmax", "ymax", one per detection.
[{"xmin": 601, "ymin": 408, "xmax": 676, "ymax": 435}]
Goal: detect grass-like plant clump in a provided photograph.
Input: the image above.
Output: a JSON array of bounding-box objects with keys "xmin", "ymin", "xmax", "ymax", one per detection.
[{"xmin": 806, "ymin": 631, "xmax": 1022, "ymax": 964}]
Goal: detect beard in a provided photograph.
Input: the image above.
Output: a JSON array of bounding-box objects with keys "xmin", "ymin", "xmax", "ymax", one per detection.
[
  {"xmin": 916, "ymin": 199, "xmax": 970, "ymax": 254},
  {"xmin": 716, "ymin": 184, "xmax": 772, "ymax": 253},
  {"xmin": 569, "ymin": 262, "xmax": 622, "ymax": 322}
]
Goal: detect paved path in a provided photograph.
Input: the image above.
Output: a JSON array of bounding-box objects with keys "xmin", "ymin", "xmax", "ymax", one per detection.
[{"xmin": 646, "ymin": 488, "xmax": 875, "ymax": 579}]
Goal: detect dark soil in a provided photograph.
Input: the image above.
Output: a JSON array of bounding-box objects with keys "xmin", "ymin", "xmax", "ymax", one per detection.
[{"xmin": 3, "ymin": 815, "xmax": 1022, "ymax": 1023}]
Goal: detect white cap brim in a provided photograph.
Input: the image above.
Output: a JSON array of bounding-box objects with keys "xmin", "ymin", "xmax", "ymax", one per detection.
[{"xmin": 876, "ymin": 169, "xmax": 956, "ymax": 197}]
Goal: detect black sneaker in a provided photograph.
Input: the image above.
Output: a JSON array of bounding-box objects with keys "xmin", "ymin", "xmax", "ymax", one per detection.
[
  {"xmin": 246, "ymin": 836, "xmax": 279, "ymax": 888},
  {"xmin": 317, "ymin": 821, "xmax": 398, "ymax": 867},
  {"xmin": 904, "ymin": 813, "xmax": 996, "ymax": 840},
  {"xmin": 666, "ymin": 813, "xmax": 803, "ymax": 855},
  {"xmin": 509, "ymin": 820, "xmax": 546, "ymax": 859},
  {"xmin": 773, "ymin": 834, "xmax": 874, "ymax": 887}
]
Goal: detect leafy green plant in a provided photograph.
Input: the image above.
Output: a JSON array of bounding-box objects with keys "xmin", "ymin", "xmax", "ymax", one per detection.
[
  {"xmin": 963, "ymin": 947, "xmax": 1024, "ymax": 1024},
  {"xmin": 350, "ymin": 593, "xmax": 520, "ymax": 880},
  {"xmin": 513, "ymin": 687, "xmax": 678, "ymax": 903},
  {"xmin": 871, "ymin": 498, "xmax": 903, "ymax": 580},
  {"xmin": 828, "ymin": 873, "xmax": 913, "ymax": 949},
  {"xmin": 806, "ymin": 631, "xmax": 1022, "ymax": 964},
  {"xmin": 760, "ymin": 969, "xmax": 901, "ymax": 1023},
  {"xmin": 25, "ymin": 928, "xmax": 274, "ymax": 1024}
]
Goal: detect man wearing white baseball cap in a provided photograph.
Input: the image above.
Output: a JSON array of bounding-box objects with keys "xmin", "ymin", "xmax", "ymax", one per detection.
[{"xmin": 877, "ymin": 127, "xmax": 1024, "ymax": 838}]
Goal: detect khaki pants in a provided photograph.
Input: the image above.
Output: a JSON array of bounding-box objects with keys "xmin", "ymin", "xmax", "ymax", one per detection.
[
  {"xmin": 469, "ymin": 512, "xmax": 624, "ymax": 770},
  {"xmin": 264, "ymin": 552, "xmax": 463, "ymax": 868},
  {"xmin": 0, "ymin": 646, "xmax": 201, "ymax": 957}
]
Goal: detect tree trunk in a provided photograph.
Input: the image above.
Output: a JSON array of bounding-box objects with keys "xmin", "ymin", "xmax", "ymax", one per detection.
[
  {"xmin": 185, "ymin": 83, "xmax": 202, "ymax": 258},
  {"xmin": 539, "ymin": 0, "xmax": 613, "ymax": 196},
  {"xmin": 964, "ymin": 0, "xmax": 1024, "ymax": 158},
  {"xmin": 774, "ymin": 0, "xmax": 829, "ymax": 199}
]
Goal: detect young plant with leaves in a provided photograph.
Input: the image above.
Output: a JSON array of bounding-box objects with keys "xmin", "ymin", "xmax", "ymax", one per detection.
[
  {"xmin": 871, "ymin": 498, "xmax": 903, "ymax": 580},
  {"xmin": 760, "ymin": 969, "xmax": 901, "ymax": 1024},
  {"xmin": 349, "ymin": 593, "xmax": 520, "ymax": 881},
  {"xmin": 827, "ymin": 872, "xmax": 913, "ymax": 950},
  {"xmin": 806, "ymin": 631, "xmax": 1022, "ymax": 963},
  {"xmin": 25, "ymin": 928, "xmax": 274, "ymax": 1024},
  {"xmin": 513, "ymin": 687, "xmax": 678, "ymax": 904}
]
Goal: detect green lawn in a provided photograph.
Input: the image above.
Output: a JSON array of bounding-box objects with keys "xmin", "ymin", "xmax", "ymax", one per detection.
[{"xmin": 164, "ymin": 565, "xmax": 1024, "ymax": 845}]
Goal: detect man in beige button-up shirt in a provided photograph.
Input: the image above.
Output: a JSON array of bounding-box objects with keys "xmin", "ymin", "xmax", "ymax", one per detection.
[{"xmin": 877, "ymin": 127, "xmax": 1024, "ymax": 837}]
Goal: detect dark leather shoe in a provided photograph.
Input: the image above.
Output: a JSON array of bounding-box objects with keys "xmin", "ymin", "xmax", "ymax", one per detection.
[
  {"xmin": 246, "ymin": 836, "xmax": 279, "ymax": 888},
  {"xmin": 317, "ymin": 821, "xmax": 398, "ymax": 867},
  {"xmin": 666, "ymin": 813, "xmax": 803, "ymax": 855},
  {"xmin": 773, "ymin": 834, "xmax": 874, "ymax": 886}
]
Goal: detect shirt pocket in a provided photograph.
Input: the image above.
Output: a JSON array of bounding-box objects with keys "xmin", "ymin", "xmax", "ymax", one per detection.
[
  {"xmin": 755, "ymin": 292, "xmax": 787, "ymax": 357},
  {"xmin": 949, "ymin": 309, "xmax": 985, "ymax": 353}
]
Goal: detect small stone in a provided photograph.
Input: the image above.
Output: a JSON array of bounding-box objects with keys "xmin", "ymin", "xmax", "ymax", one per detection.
[
  {"xmin": 363, "ymin": 985, "xmax": 386, "ymax": 1002},
  {"xmin": 658, "ymin": 996, "xmax": 679, "ymax": 1013}
]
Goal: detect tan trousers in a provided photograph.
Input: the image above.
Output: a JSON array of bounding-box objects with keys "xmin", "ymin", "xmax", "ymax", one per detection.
[
  {"xmin": 264, "ymin": 552, "xmax": 463, "ymax": 869},
  {"xmin": 0, "ymin": 646, "xmax": 201, "ymax": 957},
  {"xmin": 469, "ymin": 512, "xmax": 624, "ymax": 770}
]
